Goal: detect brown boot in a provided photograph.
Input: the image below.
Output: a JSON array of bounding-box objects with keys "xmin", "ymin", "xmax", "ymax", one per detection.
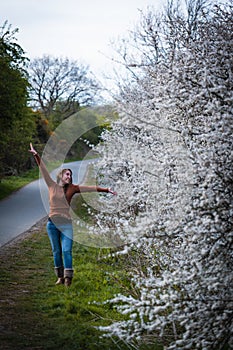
[
  {"xmin": 64, "ymin": 269, "xmax": 73, "ymax": 287},
  {"xmin": 55, "ymin": 277, "xmax": 64, "ymax": 285},
  {"xmin": 64, "ymin": 277, "xmax": 72, "ymax": 286},
  {"xmin": 54, "ymin": 266, "xmax": 64, "ymax": 285}
]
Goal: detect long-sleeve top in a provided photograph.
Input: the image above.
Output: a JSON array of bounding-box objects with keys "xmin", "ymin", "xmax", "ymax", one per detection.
[{"xmin": 34, "ymin": 154, "xmax": 109, "ymax": 220}]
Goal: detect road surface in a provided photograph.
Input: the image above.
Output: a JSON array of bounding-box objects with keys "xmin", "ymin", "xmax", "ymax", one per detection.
[{"xmin": 0, "ymin": 159, "xmax": 95, "ymax": 247}]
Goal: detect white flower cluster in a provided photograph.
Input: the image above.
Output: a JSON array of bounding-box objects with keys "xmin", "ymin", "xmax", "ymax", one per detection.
[{"xmin": 93, "ymin": 2, "xmax": 233, "ymax": 349}]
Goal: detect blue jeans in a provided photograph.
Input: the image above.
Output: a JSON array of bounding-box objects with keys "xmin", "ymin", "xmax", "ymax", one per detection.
[{"xmin": 46, "ymin": 219, "xmax": 73, "ymax": 269}]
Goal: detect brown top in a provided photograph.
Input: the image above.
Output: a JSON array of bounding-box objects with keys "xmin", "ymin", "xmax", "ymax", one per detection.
[{"xmin": 34, "ymin": 154, "xmax": 109, "ymax": 219}]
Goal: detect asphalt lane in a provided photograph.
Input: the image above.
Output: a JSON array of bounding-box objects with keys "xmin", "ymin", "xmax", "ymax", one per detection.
[{"xmin": 0, "ymin": 159, "xmax": 95, "ymax": 247}]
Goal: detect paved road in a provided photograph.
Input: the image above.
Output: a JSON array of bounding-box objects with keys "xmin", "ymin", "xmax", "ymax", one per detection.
[{"xmin": 0, "ymin": 159, "xmax": 95, "ymax": 247}]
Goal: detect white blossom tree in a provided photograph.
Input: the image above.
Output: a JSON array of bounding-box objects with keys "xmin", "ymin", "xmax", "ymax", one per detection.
[{"xmin": 88, "ymin": 1, "xmax": 233, "ymax": 349}]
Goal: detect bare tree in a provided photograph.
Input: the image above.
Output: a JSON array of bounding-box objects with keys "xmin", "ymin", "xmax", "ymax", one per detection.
[{"xmin": 28, "ymin": 55, "xmax": 100, "ymax": 117}]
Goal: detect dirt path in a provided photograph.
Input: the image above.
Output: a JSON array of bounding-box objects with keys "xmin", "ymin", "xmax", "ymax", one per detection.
[{"xmin": 0, "ymin": 218, "xmax": 51, "ymax": 350}]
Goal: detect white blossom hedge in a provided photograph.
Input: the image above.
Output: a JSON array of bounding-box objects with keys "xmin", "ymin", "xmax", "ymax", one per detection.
[{"xmin": 90, "ymin": 1, "xmax": 233, "ymax": 349}]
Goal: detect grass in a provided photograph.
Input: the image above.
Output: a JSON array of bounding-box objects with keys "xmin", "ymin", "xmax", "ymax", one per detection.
[
  {"xmin": 0, "ymin": 167, "xmax": 40, "ymax": 200},
  {"xmin": 0, "ymin": 226, "xmax": 163, "ymax": 350}
]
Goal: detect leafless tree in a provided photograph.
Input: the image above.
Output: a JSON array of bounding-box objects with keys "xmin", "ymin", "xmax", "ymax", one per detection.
[{"xmin": 28, "ymin": 55, "xmax": 100, "ymax": 117}]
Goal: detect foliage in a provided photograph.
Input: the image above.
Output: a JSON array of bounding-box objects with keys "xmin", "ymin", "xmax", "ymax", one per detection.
[
  {"xmin": 88, "ymin": 1, "xmax": 233, "ymax": 349},
  {"xmin": 0, "ymin": 166, "xmax": 39, "ymax": 200},
  {"xmin": 0, "ymin": 21, "xmax": 36, "ymax": 175},
  {"xmin": 40, "ymin": 107, "xmax": 114, "ymax": 166},
  {"xmin": 27, "ymin": 55, "xmax": 113, "ymax": 160},
  {"xmin": 68, "ymin": 108, "xmax": 109, "ymax": 159}
]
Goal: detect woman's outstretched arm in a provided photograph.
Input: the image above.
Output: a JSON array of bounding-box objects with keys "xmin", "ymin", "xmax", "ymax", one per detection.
[
  {"xmin": 29, "ymin": 143, "xmax": 54, "ymax": 187},
  {"xmin": 78, "ymin": 185, "xmax": 117, "ymax": 195}
]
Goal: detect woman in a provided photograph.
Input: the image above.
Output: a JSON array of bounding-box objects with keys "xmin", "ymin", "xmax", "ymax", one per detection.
[{"xmin": 29, "ymin": 143, "xmax": 116, "ymax": 287}]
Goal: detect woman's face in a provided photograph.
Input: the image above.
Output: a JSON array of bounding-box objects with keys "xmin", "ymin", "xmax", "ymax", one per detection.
[{"xmin": 61, "ymin": 170, "xmax": 72, "ymax": 185}]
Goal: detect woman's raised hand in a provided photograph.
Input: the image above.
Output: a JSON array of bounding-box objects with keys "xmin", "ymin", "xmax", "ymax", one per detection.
[{"xmin": 29, "ymin": 142, "xmax": 38, "ymax": 156}]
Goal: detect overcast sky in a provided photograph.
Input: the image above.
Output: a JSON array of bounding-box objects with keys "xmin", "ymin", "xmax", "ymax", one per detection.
[{"xmin": 1, "ymin": 0, "xmax": 164, "ymax": 86}]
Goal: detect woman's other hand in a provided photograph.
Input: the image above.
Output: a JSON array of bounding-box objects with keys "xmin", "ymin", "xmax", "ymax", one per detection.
[{"xmin": 108, "ymin": 188, "xmax": 117, "ymax": 195}]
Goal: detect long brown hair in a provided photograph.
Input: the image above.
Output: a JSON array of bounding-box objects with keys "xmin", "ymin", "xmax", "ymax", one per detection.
[{"xmin": 56, "ymin": 168, "xmax": 73, "ymax": 193}]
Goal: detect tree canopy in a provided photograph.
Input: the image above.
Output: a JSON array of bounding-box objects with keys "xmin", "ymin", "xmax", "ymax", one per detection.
[{"xmin": 0, "ymin": 21, "xmax": 35, "ymax": 175}]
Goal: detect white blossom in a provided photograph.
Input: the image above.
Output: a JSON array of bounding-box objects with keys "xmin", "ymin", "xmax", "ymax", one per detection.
[{"xmin": 92, "ymin": 1, "xmax": 233, "ymax": 349}]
